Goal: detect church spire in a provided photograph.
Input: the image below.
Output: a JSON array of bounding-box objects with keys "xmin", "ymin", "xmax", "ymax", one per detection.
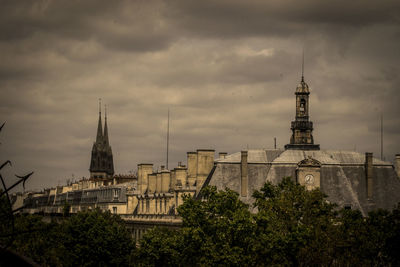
[
  {"xmin": 90, "ymin": 100, "xmax": 114, "ymax": 179},
  {"xmin": 96, "ymin": 98, "xmax": 103, "ymax": 143},
  {"xmin": 104, "ymin": 104, "xmax": 109, "ymax": 145}
]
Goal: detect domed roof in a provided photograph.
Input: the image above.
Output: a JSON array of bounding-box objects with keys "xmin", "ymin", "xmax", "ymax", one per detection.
[{"xmin": 296, "ymin": 77, "xmax": 309, "ymax": 93}]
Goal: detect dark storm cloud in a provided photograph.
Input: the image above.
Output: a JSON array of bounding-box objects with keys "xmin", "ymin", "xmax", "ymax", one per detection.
[
  {"xmin": 166, "ymin": 0, "xmax": 400, "ymax": 38},
  {"xmin": 0, "ymin": 0, "xmax": 173, "ymax": 52},
  {"xmin": 0, "ymin": 0, "xmax": 399, "ymax": 191}
]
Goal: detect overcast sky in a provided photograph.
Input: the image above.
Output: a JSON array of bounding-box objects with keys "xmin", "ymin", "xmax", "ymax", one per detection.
[{"xmin": 1, "ymin": 0, "xmax": 399, "ymax": 191}]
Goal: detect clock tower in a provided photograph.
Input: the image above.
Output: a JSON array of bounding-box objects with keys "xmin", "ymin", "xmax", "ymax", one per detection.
[{"xmin": 285, "ymin": 74, "xmax": 320, "ymax": 150}]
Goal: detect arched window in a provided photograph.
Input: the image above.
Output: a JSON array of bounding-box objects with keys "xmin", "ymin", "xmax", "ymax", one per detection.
[{"xmin": 300, "ymin": 99, "xmax": 306, "ymax": 112}]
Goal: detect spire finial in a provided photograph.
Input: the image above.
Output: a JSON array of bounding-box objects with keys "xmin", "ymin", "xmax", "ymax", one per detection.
[
  {"xmin": 96, "ymin": 98, "xmax": 103, "ymax": 143},
  {"xmin": 103, "ymin": 103, "xmax": 109, "ymax": 145},
  {"xmin": 301, "ymin": 48, "xmax": 304, "ymax": 82}
]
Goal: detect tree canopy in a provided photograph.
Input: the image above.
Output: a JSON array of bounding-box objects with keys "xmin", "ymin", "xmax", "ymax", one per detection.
[
  {"xmin": 2, "ymin": 178, "xmax": 400, "ymax": 266},
  {"xmin": 7, "ymin": 209, "xmax": 134, "ymax": 266},
  {"xmin": 135, "ymin": 178, "xmax": 400, "ymax": 266}
]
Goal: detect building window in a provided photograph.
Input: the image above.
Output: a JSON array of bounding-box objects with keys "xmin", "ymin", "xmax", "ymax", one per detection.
[
  {"xmin": 113, "ymin": 207, "xmax": 117, "ymax": 214},
  {"xmin": 160, "ymin": 199, "xmax": 162, "ymax": 213},
  {"xmin": 113, "ymin": 189, "xmax": 118, "ymax": 199},
  {"xmin": 300, "ymin": 99, "xmax": 306, "ymax": 113},
  {"xmin": 146, "ymin": 199, "xmax": 150, "ymax": 213}
]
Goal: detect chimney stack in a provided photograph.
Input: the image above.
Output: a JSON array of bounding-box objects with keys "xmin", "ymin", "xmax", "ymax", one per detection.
[
  {"xmin": 365, "ymin": 152, "xmax": 373, "ymax": 199},
  {"xmin": 218, "ymin": 152, "xmax": 227, "ymax": 159},
  {"xmin": 241, "ymin": 151, "xmax": 248, "ymax": 197},
  {"xmin": 148, "ymin": 174, "xmax": 156, "ymax": 194},
  {"xmin": 137, "ymin": 164, "xmax": 153, "ymax": 194},
  {"xmin": 395, "ymin": 154, "xmax": 400, "ymax": 178},
  {"xmin": 196, "ymin": 149, "xmax": 215, "ymax": 192},
  {"xmin": 187, "ymin": 152, "xmax": 198, "ymax": 187}
]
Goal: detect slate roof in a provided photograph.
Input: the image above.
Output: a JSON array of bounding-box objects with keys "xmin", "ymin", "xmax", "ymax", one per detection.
[
  {"xmin": 216, "ymin": 149, "xmax": 391, "ymax": 165},
  {"xmin": 210, "ymin": 149, "xmax": 400, "ymax": 215}
]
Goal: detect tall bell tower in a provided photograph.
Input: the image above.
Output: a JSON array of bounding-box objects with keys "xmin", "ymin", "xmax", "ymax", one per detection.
[{"xmin": 285, "ymin": 64, "xmax": 320, "ymax": 150}]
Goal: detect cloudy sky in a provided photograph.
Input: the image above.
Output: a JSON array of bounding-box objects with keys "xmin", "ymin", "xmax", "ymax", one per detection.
[{"xmin": 1, "ymin": 0, "xmax": 399, "ymax": 191}]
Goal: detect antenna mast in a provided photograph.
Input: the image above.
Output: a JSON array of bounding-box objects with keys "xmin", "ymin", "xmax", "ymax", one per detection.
[
  {"xmin": 381, "ymin": 113, "xmax": 383, "ymax": 160},
  {"xmin": 166, "ymin": 108, "xmax": 170, "ymax": 169},
  {"xmin": 301, "ymin": 48, "xmax": 304, "ymax": 82}
]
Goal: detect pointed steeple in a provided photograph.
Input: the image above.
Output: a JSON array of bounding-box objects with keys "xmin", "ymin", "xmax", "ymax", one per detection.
[
  {"xmin": 104, "ymin": 104, "xmax": 109, "ymax": 145},
  {"xmin": 90, "ymin": 99, "xmax": 114, "ymax": 179},
  {"xmin": 96, "ymin": 98, "xmax": 103, "ymax": 143}
]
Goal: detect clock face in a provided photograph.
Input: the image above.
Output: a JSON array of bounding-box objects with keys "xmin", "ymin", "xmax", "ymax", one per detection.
[{"xmin": 305, "ymin": 174, "xmax": 314, "ymax": 184}]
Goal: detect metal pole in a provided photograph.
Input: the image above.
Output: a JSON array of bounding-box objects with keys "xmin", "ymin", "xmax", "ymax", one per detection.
[
  {"xmin": 166, "ymin": 108, "xmax": 170, "ymax": 169},
  {"xmin": 381, "ymin": 114, "xmax": 383, "ymax": 160}
]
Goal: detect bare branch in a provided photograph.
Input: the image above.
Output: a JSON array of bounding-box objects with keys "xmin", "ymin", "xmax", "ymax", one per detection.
[{"xmin": 0, "ymin": 160, "xmax": 12, "ymax": 171}]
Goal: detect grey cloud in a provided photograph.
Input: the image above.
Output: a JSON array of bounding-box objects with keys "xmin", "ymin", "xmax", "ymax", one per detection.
[
  {"xmin": 0, "ymin": 0, "xmax": 173, "ymax": 52},
  {"xmin": 166, "ymin": 0, "xmax": 400, "ymax": 39}
]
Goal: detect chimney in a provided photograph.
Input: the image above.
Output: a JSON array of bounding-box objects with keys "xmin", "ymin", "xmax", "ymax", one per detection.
[
  {"xmin": 187, "ymin": 152, "xmax": 197, "ymax": 186},
  {"xmin": 241, "ymin": 151, "xmax": 248, "ymax": 197},
  {"xmin": 137, "ymin": 165, "xmax": 143, "ymax": 193},
  {"xmin": 395, "ymin": 154, "xmax": 400, "ymax": 178},
  {"xmin": 156, "ymin": 172, "xmax": 162, "ymax": 193},
  {"xmin": 196, "ymin": 149, "xmax": 215, "ymax": 192},
  {"xmin": 138, "ymin": 164, "xmax": 153, "ymax": 194},
  {"xmin": 147, "ymin": 174, "xmax": 157, "ymax": 194},
  {"xmin": 365, "ymin": 152, "xmax": 373, "ymax": 199},
  {"xmin": 175, "ymin": 167, "xmax": 187, "ymax": 188},
  {"xmin": 218, "ymin": 152, "xmax": 227, "ymax": 159},
  {"xmin": 170, "ymin": 170, "xmax": 176, "ymax": 190},
  {"xmin": 161, "ymin": 170, "xmax": 171, "ymax": 193}
]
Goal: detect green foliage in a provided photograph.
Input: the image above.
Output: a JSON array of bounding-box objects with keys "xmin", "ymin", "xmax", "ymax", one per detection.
[
  {"xmin": 252, "ymin": 177, "xmax": 339, "ymax": 266},
  {"xmin": 133, "ymin": 227, "xmax": 182, "ymax": 267},
  {"xmin": 135, "ymin": 187, "xmax": 255, "ymax": 266},
  {"xmin": 5, "ymin": 178, "xmax": 400, "ymax": 266},
  {"xmin": 10, "ymin": 209, "xmax": 134, "ymax": 267},
  {"xmin": 0, "ymin": 190, "xmax": 13, "ymax": 247},
  {"xmin": 11, "ymin": 214, "xmax": 62, "ymax": 266},
  {"xmin": 178, "ymin": 187, "xmax": 256, "ymax": 266},
  {"xmin": 133, "ymin": 178, "xmax": 400, "ymax": 267},
  {"xmin": 59, "ymin": 209, "xmax": 134, "ymax": 266}
]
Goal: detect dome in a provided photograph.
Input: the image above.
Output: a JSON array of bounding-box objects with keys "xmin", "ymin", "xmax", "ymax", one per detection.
[{"xmin": 296, "ymin": 77, "xmax": 309, "ymax": 93}]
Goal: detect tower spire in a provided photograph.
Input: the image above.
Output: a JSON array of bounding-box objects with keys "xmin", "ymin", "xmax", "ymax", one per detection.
[
  {"xmin": 104, "ymin": 104, "xmax": 109, "ymax": 145},
  {"xmin": 96, "ymin": 98, "xmax": 103, "ymax": 143},
  {"xmin": 284, "ymin": 56, "xmax": 320, "ymax": 151}
]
